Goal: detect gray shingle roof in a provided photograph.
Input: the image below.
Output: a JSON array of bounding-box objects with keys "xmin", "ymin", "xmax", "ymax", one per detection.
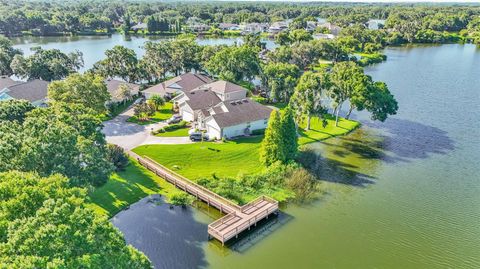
[
  {"xmin": 104, "ymin": 79, "xmax": 140, "ymax": 101},
  {"xmin": 6, "ymin": 79, "xmax": 49, "ymax": 103},
  {"xmin": 144, "ymin": 73, "xmax": 212, "ymax": 96},
  {"xmin": 211, "ymin": 99, "xmax": 272, "ymax": 128},
  {"xmin": 205, "ymin": 80, "xmax": 247, "ymax": 94},
  {"xmin": 0, "ymin": 77, "xmax": 21, "ymax": 90},
  {"xmin": 184, "ymin": 89, "xmax": 221, "ymax": 110}
]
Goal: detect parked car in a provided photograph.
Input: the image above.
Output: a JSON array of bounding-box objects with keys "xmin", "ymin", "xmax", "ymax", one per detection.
[
  {"xmin": 133, "ymin": 97, "xmax": 144, "ymax": 105},
  {"xmin": 167, "ymin": 114, "xmax": 182, "ymax": 124},
  {"xmin": 189, "ymin": 132, "xmax": 209, "ymax": 142}
]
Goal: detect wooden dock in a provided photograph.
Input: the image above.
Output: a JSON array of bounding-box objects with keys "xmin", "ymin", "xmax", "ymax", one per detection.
[{"xmin": 131, "ymin": 152, "xmax": 279, "ymax": 245}]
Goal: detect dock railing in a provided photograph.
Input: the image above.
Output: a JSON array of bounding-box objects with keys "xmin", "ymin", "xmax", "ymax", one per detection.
[{"xmin": 128, "ymin": 151, "xmax": 279, "ymax": 245}]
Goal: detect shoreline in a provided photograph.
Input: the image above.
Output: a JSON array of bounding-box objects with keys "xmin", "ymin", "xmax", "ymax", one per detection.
[{"xmin": 89, "ymin": 117, "xmax": 360, "ymax": 218}]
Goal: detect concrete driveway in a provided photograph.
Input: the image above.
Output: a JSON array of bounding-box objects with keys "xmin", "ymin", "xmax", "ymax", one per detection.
[{"xmin": 102, "ymin": 107, "xmax": 192, "ymax": 150}]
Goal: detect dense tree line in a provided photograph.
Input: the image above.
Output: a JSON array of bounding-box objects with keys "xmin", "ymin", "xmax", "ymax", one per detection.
[{"xmin": 0, "ymin": 0, "xmax": 479, "ymax": 44}]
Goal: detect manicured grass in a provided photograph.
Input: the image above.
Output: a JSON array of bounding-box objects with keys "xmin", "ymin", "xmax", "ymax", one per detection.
[
  {"xmin": 154, "ymin": 126, "xmax": 190, "ymax": 137},
  {"xmin": 127, "ymin": 102, "xmax": 173, "ymax": 125},
  {"xmin": 87, "ymin": 158, "xmax": 177, "ymax": 217},
  {"xmin": 133, "ymin": 136, "xmax": 265, "ymax": 180},
  {"xmin": 132, "ymin": 116, "xmax": 359, "ymax": 180},
  {"xmin": 90, "ymin": 116, "xmax": 358, "ymax": 214},
  {"xmin": 298, "ymin": 115, "xmax": 360, "ymax": 145}
]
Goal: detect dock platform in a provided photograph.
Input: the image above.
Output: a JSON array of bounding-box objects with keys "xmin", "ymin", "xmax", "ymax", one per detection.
[{"xmin": 132, "ymin": 152, "xmax": 279, "ymax": 245}]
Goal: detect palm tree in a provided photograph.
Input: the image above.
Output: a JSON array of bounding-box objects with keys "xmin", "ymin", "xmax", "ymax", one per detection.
[{"xmin": 149, "ymin": 94, "xmax": 165, "ymax": 111}]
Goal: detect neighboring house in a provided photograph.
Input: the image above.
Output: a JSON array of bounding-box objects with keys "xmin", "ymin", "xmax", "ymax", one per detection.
[
  {"xmin": 104, "ymin": 78, "xmax": 140, "ymax": 103},
  {"xmin": 143, "ymin": 73, "xmax": 213, "ymax": 99},
  {"xmin": 131, "ymin": 23, "xmax": 147, "ymax": 31},
  {"xmin": 268, "ymin": 21, "xmax": 288, "ymax": 34},
  {"xmin": 313, "ymin": 33, "xmax": 335, "ymax": 40},
  {"xmin": 0, "ymin": 76, "xmax": 20, "ymax": 89},
  {"xmin": 172, "ymin": 79, "xmax": 272, "ymax": 139},
  {"xmin": 318, "ymin": 22, "xmax": 342, "ymax": 36},
  {"xmin": 0, "ymin": 79, "xmax": 49, "ymax": 107},
  {"xmin": 241, "ymin": 23, "xmax": 268, "ymax": 34},
  {"xmin": 306, "ymin": 21, "xmax": 318, "ymax": 31},
  {"xmin": 219, "ymin": 23, "xmax": 240, "ymax": 31},
  {"xmin": 367, "ymin": 19, "xmax": 385, "ymax": 30},
  {"xmin": 186, "ymin": 17, "xmax": 211, "ymax": 32}
]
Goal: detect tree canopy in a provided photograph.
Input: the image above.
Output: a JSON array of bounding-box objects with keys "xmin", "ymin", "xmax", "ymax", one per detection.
[
  {"xmin": 206, "ymin": 45, "xmax": 260, "ymax": 83},
  {"xmin": 93, "ymin": 45, "xmax": 139, "ymax": 83},
  {"xmin": 0, "ymin": 36, "xmax": 22, "ymax": 76},
  {"xmin": 0, "ymin": 171, "xmax": 152, "ymax": 269},
  {"xmin": 0, "ymin": 103, "xmax": 113, "ymax": 186},
  {"xmin": 290, "ymin": 71, "xmax": 330, "ymax": 130},
  {"xmin": 0, "ymin": 99, "xmax": 34, "ymax": 123},
  {"xmin": 48, "ymin": 73, "xmax": 111, "ymax": 113},
  {"xmin": 261, "ymin": 62, "xmax": 300, "ymax": 102},
  {"xmin": 10, "ymin": 47, "xmax": 83, "ymax": 81}
]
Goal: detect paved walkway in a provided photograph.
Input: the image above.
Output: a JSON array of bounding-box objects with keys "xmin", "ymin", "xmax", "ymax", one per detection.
[{"xmin": 102, "ymin": 107, "xmax": 192, "ymax": 150}]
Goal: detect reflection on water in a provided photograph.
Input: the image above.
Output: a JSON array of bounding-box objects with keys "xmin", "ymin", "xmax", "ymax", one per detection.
[
  {"xmin": 112, "ymin": 195, "xmax": 209, "ymax": 269},
  {"xmin": 10, "ymin": 34, "xmax": 277, "ymax": 71},
  {"xmin": 114, "ymin": 44, "xmax": 480, "ymax": 269}
]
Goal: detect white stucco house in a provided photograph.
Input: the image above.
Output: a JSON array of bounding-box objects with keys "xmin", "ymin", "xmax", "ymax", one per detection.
[{"xmin": 172, "ymin": 79, "xmax": 272, "ymax": 140}]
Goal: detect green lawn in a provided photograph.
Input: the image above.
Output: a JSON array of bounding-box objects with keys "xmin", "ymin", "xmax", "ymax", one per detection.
[
  {"xmin": 155, "ymin": 126, "xmax": 190, "ymax": 137},
  {"xmin": 133, "ymin": 116, "xmax": 359, "ymax": 180},
  {"xmin": 298, "ymin": 115, "xmax": 360, "ymax": 144},
  {"xmin": 133, "ymin": 136, "xmax": 265, "ymax": 180},
  {"xmin": 87, "ymin": 158, "xmax": 177, "ymax": 217},
  {"xmin": 127, "ymin": 102, "xmax": 173, "ymax": 125},
  {"xmin": 89, "ymin": 116, "xmax": 359, "ymax": 215}
]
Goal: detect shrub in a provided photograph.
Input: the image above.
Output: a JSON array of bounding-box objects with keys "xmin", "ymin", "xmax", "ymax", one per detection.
[
  {"xmin": 251, "ymin": 128, "xmax": 266, "ymax": 135},
  {"xmin": 285, "ymin": 168, "xmax": 320, "ymax": 203},
  {"xmin": 357, "ymin": 53, "xmax": 387, "ymax": 66},
  {"xmin": 152, "ymin": 121, "xmax": 187, "ymax": 134},
  {"xmin": 106, "ymin": 144, "xmax": 129, "ymax": 171},
  {"xmin": 252, "ymin": 96, "xmax": 268, "ymax": 104},
  {"xmin": 169, "ymin": 192, "xmax": 193, "ymax": 206}
]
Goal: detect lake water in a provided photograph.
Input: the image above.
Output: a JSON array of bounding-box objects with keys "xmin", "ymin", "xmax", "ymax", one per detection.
[
  {"xmin": 15, "ymin": 34, "xmax": 479, "ymax": 268},
  {"xmin": 11, "ymin": 34, "xmax": 277, "ymax": 72},
  {"xmin": 112, "ymin": 44, "xmax": 480, "ymax": 269}
]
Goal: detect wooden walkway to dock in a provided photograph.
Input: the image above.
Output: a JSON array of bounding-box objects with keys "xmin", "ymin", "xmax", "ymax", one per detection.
[{"xmin": 130, "ymin": 152, "xmax": 279, "ymax": 245}]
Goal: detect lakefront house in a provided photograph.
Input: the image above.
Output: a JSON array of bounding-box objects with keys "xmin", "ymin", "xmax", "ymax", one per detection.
[{"xmin": 146, "ymin": 73, "xmax": 272, "ymax": 140}]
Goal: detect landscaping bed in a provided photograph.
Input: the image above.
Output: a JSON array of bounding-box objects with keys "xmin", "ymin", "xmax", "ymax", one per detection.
[{"xmin": 152, "ymin": 120, "xmax": 189, "ymax": 137}]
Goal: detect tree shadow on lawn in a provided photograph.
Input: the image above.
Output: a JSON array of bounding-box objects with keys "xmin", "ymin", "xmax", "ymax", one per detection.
[{"xmin": 90, "ymin": 159, "xmax": 171, "ymax": 216}]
